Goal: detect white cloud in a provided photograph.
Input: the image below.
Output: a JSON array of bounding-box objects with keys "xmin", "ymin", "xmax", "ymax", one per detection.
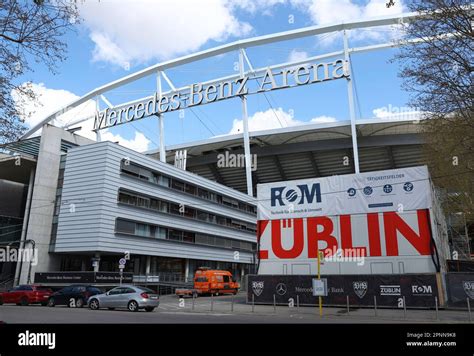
[
  {"xmin": 310, "ymin": 115, "xmax": 337, "ymax": 124},
  {"xmin": 100, "ymin": 131, "xmax": 151, "ymax": 152},
  {"xmin": 12, "ymin": 83, "xmax": 151, "ymax": 152},
  {"xmin": 78, "ymin": 0, "xmax": 252, "ymax": 69},
  {"xmin": 291, "ymin": 0, "xmax": 406, "ymax": 44},
  {"xmin": 372, "ymin": 105, "xmax": 422, "ymax": 120},
  {"xmin": 11, "ymin": 82, "xmax": 96, "ymax": 129},
  {"xmin": 229, "ymin": 0, "xmax": 287, "ymax": 15},
  {"xmin": 228, "ymin": 107, "xmax": 337, "ymax": 134},
  {"xmin": 288, "ymin": 49, "xmax": 309, "ymax": 63}
]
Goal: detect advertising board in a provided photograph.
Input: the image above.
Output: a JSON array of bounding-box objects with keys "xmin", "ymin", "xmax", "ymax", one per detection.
[
  {"xmin": 248, "ymin": 274, "xmax": 439, "ymax": 308},
  {"xmin": 256, "ymin": 167, "xmax": 441, "ymax": 275}
]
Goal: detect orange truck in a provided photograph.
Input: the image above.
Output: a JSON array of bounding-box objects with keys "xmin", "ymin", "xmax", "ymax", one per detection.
[{"xmin": 176, "ymin": 268, "xmax": 239, "ymax": 298}]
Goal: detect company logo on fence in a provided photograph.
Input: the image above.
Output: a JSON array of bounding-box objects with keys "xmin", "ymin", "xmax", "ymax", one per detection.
[
  {"xmin": 275, "ymin": 283, "xmax": 287, "ymax": 296},
  {"xmin": 353, "ymin": 281, "xmax": 368, "ymax": 298},
  {"xmin": 252, "ymin": 281, "xmax": 265, "ymax": 296},
  {"xmin": 411, "ymin": 285, "xmax": 433, "ymax": 296},
  {"xmin": 380, "ymin": 285, "xmax": 401, "ymax": 296},
  {"xmin": 270, "ymin": 183, "xmax": 322, "ymax": 207},
  {"xmin": 462, "ymin": 281, "xmax": 474, "ymax": 299}
]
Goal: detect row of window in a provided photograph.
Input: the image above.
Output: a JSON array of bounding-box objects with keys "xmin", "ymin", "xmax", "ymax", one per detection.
[
  {"xmin": 118, "ymin": 190, "xmax": 256, "ymax": 233},
  {"xmin": 115, "ymin": 218, "xmax": 255, "ymax": 252},
  {"xmin": 120, "ymin": 160, "xmax": 257, "ymax": 215}
]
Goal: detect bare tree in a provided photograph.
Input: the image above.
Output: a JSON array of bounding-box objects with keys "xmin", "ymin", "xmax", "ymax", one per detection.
[
  {"xmin": 394, "ymin": 0, "xmax": 473, "ymax": 220},
  {"xmin": 0, "ymin": 0, "xmax": 79, "ymax": 144}
]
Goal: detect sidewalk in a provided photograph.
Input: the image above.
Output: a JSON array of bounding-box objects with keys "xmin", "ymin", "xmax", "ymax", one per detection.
[{"xmin": 159, "ymin": 293, "xmax": 473, "ymax": 323}]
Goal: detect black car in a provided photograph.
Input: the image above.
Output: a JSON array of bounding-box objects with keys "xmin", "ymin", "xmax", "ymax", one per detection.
[{"xmin": 47, "ymin": 285, "xmax": 102, "ymax": 308}]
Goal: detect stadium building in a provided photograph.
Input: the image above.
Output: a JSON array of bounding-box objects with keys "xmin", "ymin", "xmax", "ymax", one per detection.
[{"xmin": 0, "ymin": 11, "xmax": 471, "ymax": 298}]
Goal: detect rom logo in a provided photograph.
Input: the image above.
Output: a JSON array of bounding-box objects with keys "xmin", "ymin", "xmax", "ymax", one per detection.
[{"xmin": 270, "ymin": 183, "xmax": 322, "ymax": 207}]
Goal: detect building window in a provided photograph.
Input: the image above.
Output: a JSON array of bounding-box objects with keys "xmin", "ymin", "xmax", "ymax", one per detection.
[
  {"xmin": 135, "ymin": 223, "xmax": 149, "ymax": 237},
  {"xmin": 171, "ymin": 179, "xmax": 184, "ymax": 191},
  {"xmin": 120, "ymin": 159, "xmax": 256, "ymax": 215},
  {"xmin": 116, "ymin": 219, "xmax": 256, "ymax": 252},
  {"xmin": 116, "ymin": 219, "xmax": 135, "ymax": 234}
]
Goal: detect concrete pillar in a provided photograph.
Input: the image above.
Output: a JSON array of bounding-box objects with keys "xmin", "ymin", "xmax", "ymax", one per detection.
[
  {"xmin": 14, "ymin": 167, "xmax": 35, "ymax": 286},
  {"xmin": 145, "ymin": 256, "xmax": 151, "ymax": 275},
  {"xmin": 184, "ymin": 259, "xmax": 190, "ymax": 282},
  {"xmin": 93, "ymin": 253, "xmax": 100, "ymax": 272}
]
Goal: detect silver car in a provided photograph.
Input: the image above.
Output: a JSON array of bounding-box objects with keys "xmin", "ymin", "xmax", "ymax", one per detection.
[{"xmin": 88, "ymin": 285, "xmax": 159, "ymax": 312}]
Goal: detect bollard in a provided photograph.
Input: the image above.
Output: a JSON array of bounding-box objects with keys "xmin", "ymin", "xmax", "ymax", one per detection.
[
  {"xmin": 211, "ymin": 293, "xmax": 214, "ymax": 312},
  {"xmin": 467, "ymin": 298, "xmax": 472, "ymax": 322},
  {"xmin": 346, "ymin": 295, "xmax": 350, "ymax": 315},
  {"xmin": 231, "ymin": 293, "xmax": 234, "ymax": 313},
  {"xmin": 435, "ymin": 297, "xmax": 439, "ymax": 321},
  {"xmin": 252, "ymin": 294, "xmax": 255, "ymax": 312},
  {"xmin": 192, "ymin": 293, "xmax": 195, "ymax": 311},
  {"xmin": 374, "ymin": 296, "xmax": 377, "ymax": 317},
  {"xmin": 297, "ymin": 295, "xmax": 300, "ymax": 313},
  {"xmin": 403, "ymin": 296, "xmax": 407, "ymax": 319},
  {"xmin": 273, "ymin": 294, "xmax": 276, "ymax": 313}
]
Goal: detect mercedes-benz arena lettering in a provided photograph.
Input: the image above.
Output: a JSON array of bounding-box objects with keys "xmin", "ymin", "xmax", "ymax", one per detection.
[
  {"xmin": 256, "ymin": 166, "xmax": 450, "ymax": 275},
  {"xmin": 93, "ymin": 59, "xmax": 346, "ymax": 131}
]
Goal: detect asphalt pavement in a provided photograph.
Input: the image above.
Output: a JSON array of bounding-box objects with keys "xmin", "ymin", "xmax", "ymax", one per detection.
[{"xmin": 0, "ymin": 292, "xmax": 472, "ymax": 324}]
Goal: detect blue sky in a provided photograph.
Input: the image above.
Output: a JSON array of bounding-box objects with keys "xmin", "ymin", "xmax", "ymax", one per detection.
[{"xmin": 17, "ymin": 0, "xmax": 417, "ymax": 152}]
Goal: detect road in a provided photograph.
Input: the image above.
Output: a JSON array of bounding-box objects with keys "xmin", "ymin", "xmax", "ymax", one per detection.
[{"xmin": 0, "ymin": 293, "xmax": 472, "ymax": 324}]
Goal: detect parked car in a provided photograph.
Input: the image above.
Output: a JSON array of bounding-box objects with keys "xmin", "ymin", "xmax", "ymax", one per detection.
[
  {"xmin": 47, "ymin": 285, "xmax": 102, "ymax": 308},
  {"xmin": 0, "ymin": 285, "xmax": 53, "ymax": 306},
  {"xmin": 88, "ymin": 285, "xmax": 159, "ymax": 312}
]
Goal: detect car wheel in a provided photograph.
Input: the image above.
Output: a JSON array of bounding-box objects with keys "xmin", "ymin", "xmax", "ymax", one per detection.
[
  {"xmin": 145, "ymin": 307, "xmax": 155, "ymax": 312},
  {"xmin": 47, "ymin": 297, "xmax": 55, "ymax": 307},
  {"xmin": 76, "ymin": 298, "xmax": 84, "ymax": 308},
  {"xmin": 20, "ymin": 297, "xmax": 29, "ymax": 306},
  {"xmin": 89, "ymin": 299, "xmax": 99, "ymax": 310},
  {"xmin": 127, "ymin": 300, "xmax": 139, "ymax": 312}
]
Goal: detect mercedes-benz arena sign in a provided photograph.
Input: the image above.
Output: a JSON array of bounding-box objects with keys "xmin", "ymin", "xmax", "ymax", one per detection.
[
  {"xmin": 93, "ymin": 59, "xmax": 346, "ymax": 131},
  {"xmin": 256, "ymin": 166, "xmax": 446, "ymax": 275}
]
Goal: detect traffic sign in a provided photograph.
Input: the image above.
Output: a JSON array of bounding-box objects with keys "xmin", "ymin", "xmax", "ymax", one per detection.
[
  {"xmin": 119, "ymin": 264, "xmax": 125, "ymax": 270},
  {"xmin": 312, "ymin": 278, "xmax": 328, "ymax": 296},
  {"xmin": 119, "ymin": 258, "xmax": 126, "ymax": 265}
]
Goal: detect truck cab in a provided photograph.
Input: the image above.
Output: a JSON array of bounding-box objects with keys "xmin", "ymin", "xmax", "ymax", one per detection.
[
  {"xmin": 176, "ymin": 267, "xmax": 240, "ymax": 297},
  {"xmin": 194, "ymin": 268, "xmax": 239, "ymax": 296}
]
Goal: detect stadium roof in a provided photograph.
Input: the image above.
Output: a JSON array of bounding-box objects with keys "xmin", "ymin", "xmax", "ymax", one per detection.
[{"xmin": 146, "ymin": 117, "xmax": 426, "ymax": 194}]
